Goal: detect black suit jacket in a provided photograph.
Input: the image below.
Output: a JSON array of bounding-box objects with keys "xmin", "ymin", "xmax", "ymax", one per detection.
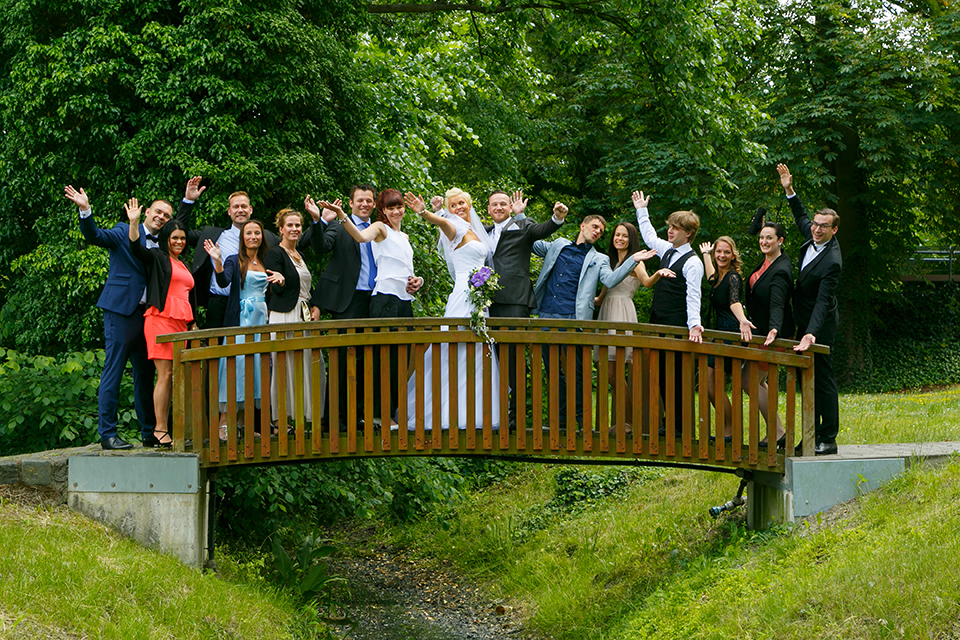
[
  {"xmin": 129, "ymin": 238, "xmax": 199, "ymax": 322},
  {"xmin": 311, "ymin": 218, "xmax": 362, "ymax": 314},
  {"xmin": 485, "ymin": 216, "xmax": 563, "ymax": 309},
  {"xmin": 264, "ymin": 246, "xmax": 313, "ymax": 314},
  {"xmin": 788, "ymin": 194, "xmax": 842, "ymax": 343},
  {"xmin": 745, "ymin": 252, "xmax": 795, "ymax": 339}
]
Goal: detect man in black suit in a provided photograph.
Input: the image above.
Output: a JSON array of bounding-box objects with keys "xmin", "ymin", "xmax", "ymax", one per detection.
[
  {"xmin": 484, "ymin": 190, "xmax": 566, "ymax": 423},
  {"xmin": 190, "ymin": 191, "xmax": 317, "ymax": 328},
  {"xmin": 777, "ymin": 164, "xmax": 843, "ymax": 455}
]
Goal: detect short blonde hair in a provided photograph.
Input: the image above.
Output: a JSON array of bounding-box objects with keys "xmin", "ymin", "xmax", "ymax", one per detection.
[
  {"xmin": 444, "ymin": 187, "xmax": 473, "ymax": 212},
  {"xmin": 666, "ymin": 210, "xmax": 700, "ymax": 241}
]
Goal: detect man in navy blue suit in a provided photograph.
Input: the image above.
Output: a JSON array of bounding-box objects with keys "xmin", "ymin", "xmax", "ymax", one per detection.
[{"xmin": 65, "ymin": 177, "xmax": 204, "ymax": 449}]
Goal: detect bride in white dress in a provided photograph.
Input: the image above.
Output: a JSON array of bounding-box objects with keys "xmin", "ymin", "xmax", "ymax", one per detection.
[{"xmin": 403, "ymin": 189, "xmax": 501, "ymax": 431}]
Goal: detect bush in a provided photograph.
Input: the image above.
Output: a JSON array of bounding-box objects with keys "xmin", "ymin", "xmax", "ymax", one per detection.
[
  {"xmin": 0, "ymin": 348, "xmax": 138, "ymax": 455},
  {"xmin": 215, "ymin": 457, "xmax": 510, "ymax": 543},
  {"xmin": 845, "ymin": 281, "xmax": 960, "ymax": 392}
]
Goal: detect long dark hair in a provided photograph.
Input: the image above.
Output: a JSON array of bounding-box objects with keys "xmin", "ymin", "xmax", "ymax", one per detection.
[
  {"xmin": 607, "ymin": 222, "xmax": 640, "ymax": 268},
  {"xmin": 238, "ymin": 219, "xmax": 269, "ymax": 287},
  {"xmin": 158, "ymin": 220, "xmax": 188, "ymax": 258}
]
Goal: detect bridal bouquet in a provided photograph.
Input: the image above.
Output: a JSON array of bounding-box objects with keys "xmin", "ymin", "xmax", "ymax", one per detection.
[{"xmin": 467, "ymin": 266, "xmax": 501, "ymax": 348}]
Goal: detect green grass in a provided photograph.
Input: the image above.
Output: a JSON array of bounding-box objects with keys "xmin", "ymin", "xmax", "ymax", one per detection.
[
  {"xmin": 383, "ymin": 388, "xmax": 960, "ymax": 640},
  {"xmin": 0, "ymin": 498, "xmax": 318, "ymax": 639}
]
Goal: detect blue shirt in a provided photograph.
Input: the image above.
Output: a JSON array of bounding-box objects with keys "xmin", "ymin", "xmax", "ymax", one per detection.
[
  {"xmin": 540, "ymin": 242, "xmax": 589, "ymax": 316},
  {"xmin": 209, "ymin": 225, "xmax": 240, "ymax": 296}
]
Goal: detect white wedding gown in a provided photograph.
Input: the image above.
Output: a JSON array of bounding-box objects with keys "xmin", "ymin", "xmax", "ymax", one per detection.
[{"xmin": 406, "ymin": 237, "xmax": 501, "ymax": 430}]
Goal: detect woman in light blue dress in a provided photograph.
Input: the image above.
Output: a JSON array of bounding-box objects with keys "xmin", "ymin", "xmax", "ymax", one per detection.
[{"xmin": 205, "ymin": 219, "xmax": 283, "ymax": 440}]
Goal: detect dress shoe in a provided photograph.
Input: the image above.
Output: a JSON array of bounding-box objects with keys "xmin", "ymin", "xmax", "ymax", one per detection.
[
  {"xmin": 101, "ymin": 436, "xmax": 134, "ymax": 450},
  {"xmin": 814, "ymin": 441, "xmax": 838, "ymax": 455},
  {"xmin": 794, "ymin": 440, "xmax": 838, "ymax": 456}
]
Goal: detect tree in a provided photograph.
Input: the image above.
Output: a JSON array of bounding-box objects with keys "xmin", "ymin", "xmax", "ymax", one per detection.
[
  {"xmin": 738, "ymin": 0, "xmax": 960, "ymax": 385},
  {"xmin": 0, "ymin": 0, "xmax": 368, "ymax": 352}
]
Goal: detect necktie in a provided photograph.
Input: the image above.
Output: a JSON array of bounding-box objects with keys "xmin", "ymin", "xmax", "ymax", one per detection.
[
  {"xmin": 661, "ymin": 247, "xmax": 676, "ymax": 268},
  {"xmin": 146, "ymin": 234, "xmax": 158, "ymax": 243},
  {"xmin": 358, "ymin": 221, "xmax": 377, "ymax": 288}
]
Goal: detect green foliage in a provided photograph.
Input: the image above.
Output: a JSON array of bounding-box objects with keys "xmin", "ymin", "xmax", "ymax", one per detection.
[
  {"xmin": 216, "ymin": 457, "xmax": 479, "ymax": 542},
  {"xmin": 846, "ymin": 281, "xmax": 960, "ymax": 392},
  {"xmin": 507, "ymin": 467, "xmax": 662, "ymax": 544},
  {"xmin": 270, "ymin": 533, "xmax": 344, "ymax": 609},
  {"xmin": 0, "ymin": 0, "xmax": 368, "ymax": 352},
  {"xmin": 0, "ymin": 347, "xmax": 137, "ymax": 454}
]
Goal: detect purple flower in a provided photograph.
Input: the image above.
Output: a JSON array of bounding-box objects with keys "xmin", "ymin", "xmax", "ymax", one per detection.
[
  {"xmin": 470, "ymin": 267, "xmax": 492, "ymax": 288},
  {"xmin": 469, "ymin": 266, "xmax": 492, "ymax": 288}
]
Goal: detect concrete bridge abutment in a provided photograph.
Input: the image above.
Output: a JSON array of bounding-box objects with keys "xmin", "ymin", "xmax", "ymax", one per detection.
[{"xmin": 67, "ymin": 450, "xmax": 210, "ymax": 567}]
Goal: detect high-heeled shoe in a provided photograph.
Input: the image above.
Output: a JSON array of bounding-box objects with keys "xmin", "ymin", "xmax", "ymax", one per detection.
[{"xmin": 145, "ymin": 430, "xmax": 173, "ymax": 448}]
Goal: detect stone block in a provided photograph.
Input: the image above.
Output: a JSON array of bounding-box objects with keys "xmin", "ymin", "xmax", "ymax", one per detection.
[
  {"xmin": 0, "ymin": 459, "xmax": 18, "ymax": 485},
  {"xmin": 21, "ymin": 458, "xmax": 52, "ymax": 486}
]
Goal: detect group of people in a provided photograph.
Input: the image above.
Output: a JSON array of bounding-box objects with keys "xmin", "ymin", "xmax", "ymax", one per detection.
[{"xmin": 69, "ymin": 163, "xmax": 841, "ymax": 456}]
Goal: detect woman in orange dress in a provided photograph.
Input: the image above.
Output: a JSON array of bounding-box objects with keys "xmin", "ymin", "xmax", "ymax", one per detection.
[{"xmin": 127, "ymin": 198, "xmax": 197, "ymax": 447}]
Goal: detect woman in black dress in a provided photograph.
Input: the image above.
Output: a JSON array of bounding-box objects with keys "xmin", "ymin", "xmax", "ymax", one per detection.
[
  {"xmin": 699, "ymin": 235, "xmax": 754, "ymax": 438},
  {"xmin": 744, "ymin": 222, "xmax": 794, "ymax": 446}
]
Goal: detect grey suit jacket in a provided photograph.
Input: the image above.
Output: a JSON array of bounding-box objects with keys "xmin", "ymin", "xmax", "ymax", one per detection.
[{"xmin": 532, "ymin": 238, "xmax": 638, "ymax": 320}]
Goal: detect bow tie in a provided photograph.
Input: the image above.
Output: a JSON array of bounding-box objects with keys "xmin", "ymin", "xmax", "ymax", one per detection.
[{"xmin": 145, "ymin": 234, "xmax": 159, "ymax": 243}]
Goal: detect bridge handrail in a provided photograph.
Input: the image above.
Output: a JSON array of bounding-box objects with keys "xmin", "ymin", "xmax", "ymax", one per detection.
[{"xmin": 168, "ymin": 318, "xmax": 818, "ymax": 473}]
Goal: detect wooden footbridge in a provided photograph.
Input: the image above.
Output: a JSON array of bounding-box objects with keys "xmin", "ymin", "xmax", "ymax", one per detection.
[{"xmin": 164, "ymin": 318, "xmax": 824, "ymax": 474}]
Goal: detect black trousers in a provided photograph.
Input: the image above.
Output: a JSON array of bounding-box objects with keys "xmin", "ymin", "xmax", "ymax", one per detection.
[
  {"xmin": 331, "ymin": 290, "xmax": 372, "ymax": 425},
  {"xmin": 489, "ymin": 303, "xmax": 531, "ymax": 421},
  {"xmin": 205, "ymin": 294, "xmax": 230, "ymax": 330},
  {"xmin": 369, "ymin": 293, "xmax": 413, "ymax": 421}
]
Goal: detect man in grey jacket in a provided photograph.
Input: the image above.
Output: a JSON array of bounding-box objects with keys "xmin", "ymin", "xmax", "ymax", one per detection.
[{"xmin": 533, "ymin": 212, "xmax": 646, "ymax": 427}]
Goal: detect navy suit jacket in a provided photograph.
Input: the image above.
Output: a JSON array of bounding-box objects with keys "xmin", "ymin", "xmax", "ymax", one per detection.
[{"xmin": 79, "ymin": 201, "xmax": 194, "ymax": 317}]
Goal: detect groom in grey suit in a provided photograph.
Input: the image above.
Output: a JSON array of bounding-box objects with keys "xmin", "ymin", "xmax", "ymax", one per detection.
[
  {"xmin": 533, "ymin": 213, "xmax": 647, "ymax": 427},
  {"xmin": 484, "ymin": 191, "xmax": 567, "ymax": 424}
]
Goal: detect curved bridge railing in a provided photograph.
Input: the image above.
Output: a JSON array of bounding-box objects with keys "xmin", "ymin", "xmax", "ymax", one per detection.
[{"xmin": 162, "ymin": 319, "xmax": 825, "ymax": 473}]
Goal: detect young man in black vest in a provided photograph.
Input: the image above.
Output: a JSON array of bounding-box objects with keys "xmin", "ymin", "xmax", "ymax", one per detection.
[
  {"xmin": 777, "ymin": 164, "xmax": 843, "ymax": 455},
  {"xmin": 633, "ymin": 190, "xmax": 705, "ymax": 435}
]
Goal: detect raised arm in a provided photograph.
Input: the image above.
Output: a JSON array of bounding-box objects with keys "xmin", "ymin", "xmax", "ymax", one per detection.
[
  {"xmin": 68, "ymin": 185, "xmax": 127, "ymax": 249},
  {"xmin": 404, "ymin": 192, "xmax": 458, "ymax": 241},
  {"xmin": 777, "ymin": 164, "xmax": 813, "ymax": 242},
  {"xmin": 600, "ymin": 250, "xmax": 647, "ymax": 288},
  {"xmin": 125, "ymin": 198, "xmax": 152, "ymax": 264},
  {"xmin": 699, "ymin": 242, "xmax": 716, "ymax": 279},
  {"xmin": 632, "ymin": 190, "xmax": 672, "ymax": 255},
  {"xmin": 126, "ymin": 198, "xmax": 143, "ymax": 243}
]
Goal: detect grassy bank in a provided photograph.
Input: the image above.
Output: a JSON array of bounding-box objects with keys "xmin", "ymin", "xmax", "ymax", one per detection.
[
  {"xmin": 0, "ymin": 494, "xmax": 318, "ymax": 639},
  {"xmin": 383, "ymin": 387, "xmax": 960, "ymax": 639}
]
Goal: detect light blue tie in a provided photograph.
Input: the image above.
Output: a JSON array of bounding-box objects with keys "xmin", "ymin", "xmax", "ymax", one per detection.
[{"xmin": 359, "ymin": 221, "xmax": 377, "ymax": 289}]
